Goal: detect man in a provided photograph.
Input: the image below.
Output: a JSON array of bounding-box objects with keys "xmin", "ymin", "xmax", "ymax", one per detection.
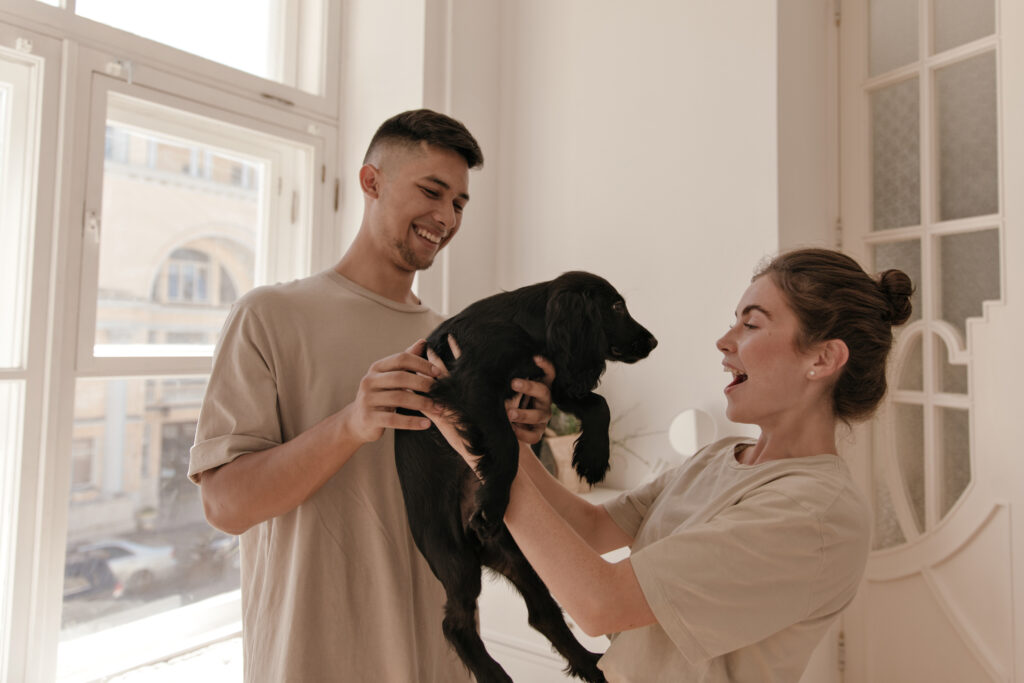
[{"xmin": 188, "ymin": 110, "xmax": 549, "ymax": 681}]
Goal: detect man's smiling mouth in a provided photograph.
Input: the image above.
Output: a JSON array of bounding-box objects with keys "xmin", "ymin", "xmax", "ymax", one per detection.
[{"xmin": 414, "ymin": 226, "xmax": 443, "ymax": 245}]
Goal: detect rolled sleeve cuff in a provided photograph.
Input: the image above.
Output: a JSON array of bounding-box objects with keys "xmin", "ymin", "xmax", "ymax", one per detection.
[{"xmin": 188, "ymin": 434, "xmax": 280, "ymax": 483}]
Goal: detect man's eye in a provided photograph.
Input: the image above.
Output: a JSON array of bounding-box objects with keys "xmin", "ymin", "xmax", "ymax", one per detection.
[
  {"xmin": 421, "ymin": 187, "xmax": 439, "ymax": 198},
  {"xmin": 454, "ymin": 203, "xmax": 464, "ymax": 214}
]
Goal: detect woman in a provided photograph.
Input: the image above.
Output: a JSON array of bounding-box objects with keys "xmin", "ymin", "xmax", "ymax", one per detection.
[{"xmin": 428, "ymin": 248, "xmax": 913, "ymax": 682}]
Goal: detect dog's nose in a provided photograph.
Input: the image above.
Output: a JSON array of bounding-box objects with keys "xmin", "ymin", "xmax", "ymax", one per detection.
[{"xmin": 647, "ymin": 336, "xmax": 658, "ymax": 352}]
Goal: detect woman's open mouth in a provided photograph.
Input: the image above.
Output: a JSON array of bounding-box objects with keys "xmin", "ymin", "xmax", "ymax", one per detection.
[{"xmin": 725, "ymin": 368, "xmax": 748, "ymax": 391}]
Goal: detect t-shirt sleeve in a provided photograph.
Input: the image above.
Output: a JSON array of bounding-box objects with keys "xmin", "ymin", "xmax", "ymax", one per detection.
[
  {"xmin": 602, "ymin": 466, "xmax": 678, "ymax": 538},
  {"xmin": 188, "ymin": 297, "xmax": 282, "ymax": 483},
  {"xmin": 628, "ymin": 488, "xmax": 829, "ymax": 662}
]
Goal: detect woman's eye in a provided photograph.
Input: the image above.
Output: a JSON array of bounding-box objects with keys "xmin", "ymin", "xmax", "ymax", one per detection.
[{"xmin": 744, "ymin": 323, "xmax": 757, "ymax": 330}]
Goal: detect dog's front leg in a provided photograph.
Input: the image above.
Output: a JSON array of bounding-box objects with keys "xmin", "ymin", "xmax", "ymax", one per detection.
[
  {"xmin": 466, "ymin": 415, "xmax": 520, "ymax": 540},
  {"xmin": 552, "ymin": 392, "xmax": 611, "ymax": 485}
]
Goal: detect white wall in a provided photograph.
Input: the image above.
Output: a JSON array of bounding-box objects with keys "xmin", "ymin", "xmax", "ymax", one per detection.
[{"xmin": 482, "ymin": 1, "xmax": 779, "ymax": 486}]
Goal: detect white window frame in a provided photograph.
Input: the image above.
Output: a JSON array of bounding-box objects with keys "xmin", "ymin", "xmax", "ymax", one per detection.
[
  {"xmin": 0, "ymin": 9, "xmax": 339, "ymax": 682},
  {"xmin": 0, "ymin": 0, "xmax": 338, "ymax": 118}
]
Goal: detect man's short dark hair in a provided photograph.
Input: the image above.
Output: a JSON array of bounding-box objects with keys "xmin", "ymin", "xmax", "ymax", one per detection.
[{"xmin": 364, "ymin": 109, "xmax": 483, "ymax": 169}]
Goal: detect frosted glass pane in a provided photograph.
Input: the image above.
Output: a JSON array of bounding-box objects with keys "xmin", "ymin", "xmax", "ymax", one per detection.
[
  {"xmin": 870, "ymin": 0, "xmax": 918, "ymax": 75},
  {"xmin": 894, "ymin": 402, "xmax": 925, "ymax": 533},
  {"xmin": 933, "ymin": 0, "xmax": 994, "ymax": 53},
  {"xmin": 939, "ymin": 408, "xmax": 971, "ymax": 517},
  {"xmin": 935, "ymin": 333, "xmax": 968, "ymax": 394},
  {"xmin": 63, "ymin": 377, "xmax": 240, "ymax": 635},
  {"xmin": 872, "ymin": 79, "xmax": 920, "ymax": 230},
  {"xmin": 874, "ymin": 240, "xmax": 922, "ymax": 323},
  {"xmin": 939, "ymin": 229, "xmax": 1000, "ymax": 338},
  {"xmin": 935, "ymin": 52, "xmax": 998, "ymax": 221},
  {"xmin": 898, "ymin": 333, "xmax": 923, "ymax": 391},
  {"xmin": 872, "ymin": 432, "xmax": 908, "ymax": 550}
]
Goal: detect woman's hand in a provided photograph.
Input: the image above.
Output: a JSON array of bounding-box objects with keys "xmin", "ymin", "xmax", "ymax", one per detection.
[
  {"xmin": 507, "ymin": 356, "xmax": 556, "ymax": 445},
  {"xmin": 424, "ymin": 336, "xmax": 557, "ymax": 475}
]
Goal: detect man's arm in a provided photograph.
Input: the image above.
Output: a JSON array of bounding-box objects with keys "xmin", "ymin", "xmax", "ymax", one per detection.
[{"xmin": 198, "ymin": 340, "xmax": 440, "ymax": 535}]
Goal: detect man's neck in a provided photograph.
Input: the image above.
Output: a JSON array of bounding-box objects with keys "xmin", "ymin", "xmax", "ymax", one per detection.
[{"xmin": 334, "ymin": 251, "xmax": 419, "ymax": 305}]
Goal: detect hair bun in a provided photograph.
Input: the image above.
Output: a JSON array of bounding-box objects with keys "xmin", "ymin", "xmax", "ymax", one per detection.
[{"xmin": 878, "ymin": 269, "xmax": 914, "ymax": 326}]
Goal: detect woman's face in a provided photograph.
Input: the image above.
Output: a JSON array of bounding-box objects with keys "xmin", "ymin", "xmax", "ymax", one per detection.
[{"xmin": 716, "ymin": 275, "xmax": 819, "ymax": 427}]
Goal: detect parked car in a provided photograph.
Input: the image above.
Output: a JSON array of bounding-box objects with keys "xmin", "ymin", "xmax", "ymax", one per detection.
[
  {"xmin": 63, "ymin": 553, "xmax": 121, "ymax": 600},
  {"xmin": 75, "ymin": 538, "xmax": 178, "ymax": 596}
]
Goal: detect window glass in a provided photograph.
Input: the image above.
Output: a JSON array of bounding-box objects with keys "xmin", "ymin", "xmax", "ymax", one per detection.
[
  {"xmin": 0, "ymin": 381, "xmax": 25, "ymax": 658},
  {"xmin": 77, "ymin": 0, "xmax": 278, "ymax": 82},
  {"xmin": 62, "ymin": 377, "xmax": 239, "ymax": 636},
  {"xmin": 933, "ymin": 0, "xmax": 995, "ymax": 54},
  {"xmin": 871, "ymin": 78, "xmax": 921, "ymax": 230},
  {"xmin": 935, "ymin": 52, "xmax": 998, "ymax": 221},
  {"xmin": 870, "ymin": 0, "xmax": 918, "ymax": 76},
  {"xmin": 94, "ymin": 100, "xmax": 262, "ymax": 358}
]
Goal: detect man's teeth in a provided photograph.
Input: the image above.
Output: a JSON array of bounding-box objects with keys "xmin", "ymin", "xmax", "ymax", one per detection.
[{"xmin": 415, "ymin": 227, "xmax": 442, "ymax": 244}]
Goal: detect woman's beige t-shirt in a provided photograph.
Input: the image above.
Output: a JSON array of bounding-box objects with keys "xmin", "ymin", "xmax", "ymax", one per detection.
[
  {"xmin": 189, "ymin": 269, "xmax": 471, "ymax": 683},
  {"xmin": 599, "ymin": 436, "xmax": 870, "ymax": 682}
]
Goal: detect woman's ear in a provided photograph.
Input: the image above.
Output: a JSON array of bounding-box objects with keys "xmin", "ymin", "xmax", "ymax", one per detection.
[{"xmin": 808, "ymin": 339, "xmax": 849, "ymax": 380}]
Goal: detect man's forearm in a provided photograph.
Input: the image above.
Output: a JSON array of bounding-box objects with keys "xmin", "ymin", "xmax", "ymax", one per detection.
[{"xmin": 199, "ymin": 405, "xmax": 365, "ymax": 534}]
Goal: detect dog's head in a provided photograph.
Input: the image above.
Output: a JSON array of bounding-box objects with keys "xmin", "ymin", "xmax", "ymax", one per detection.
[{"xmin": 544, "ymin": 271, "xmax": 657, "ymax": 397}]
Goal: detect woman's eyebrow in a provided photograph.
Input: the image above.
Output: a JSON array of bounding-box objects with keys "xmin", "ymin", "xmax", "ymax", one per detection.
[{"xmin": 739, "ymin": 304, "xmax": 773, "ymax": 319}]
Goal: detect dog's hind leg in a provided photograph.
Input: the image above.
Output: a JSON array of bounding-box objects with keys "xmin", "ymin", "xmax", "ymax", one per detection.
[
  {"xmin": 434, "ymin": 549, "xmax": 514, "ymax": 683},
  {"xmin": 482, "ymin": 534, "xmax": 607, "ymax": 683}
]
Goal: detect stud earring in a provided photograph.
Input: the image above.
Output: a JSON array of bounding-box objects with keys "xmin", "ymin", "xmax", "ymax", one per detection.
[{"xmin": 808, "ymin": 370, "xmax": 816, "ymax": 377}]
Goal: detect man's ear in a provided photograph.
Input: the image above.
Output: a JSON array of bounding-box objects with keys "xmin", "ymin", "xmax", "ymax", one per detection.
[
  {"xmin": 359, "ymin": 164, "xmax": 381, "ymax": 198},
  {"xmin": 809, "ymin": 339, "xmax": 849, "ymax": 380}
]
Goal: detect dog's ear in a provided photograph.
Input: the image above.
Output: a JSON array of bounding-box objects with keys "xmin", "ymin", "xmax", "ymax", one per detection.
[{"xmin": 545, "ymin": 289, "xmax": 607, "ymax": 397}]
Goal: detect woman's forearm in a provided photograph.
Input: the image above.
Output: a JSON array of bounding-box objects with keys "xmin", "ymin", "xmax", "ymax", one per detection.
[
  {"xmin": 503, "ymin": 463, "xmax": 656, "ymax": 637},
  {"xmin": 518, "ymin": 442, "xmax": 633, "ymax": 555}
]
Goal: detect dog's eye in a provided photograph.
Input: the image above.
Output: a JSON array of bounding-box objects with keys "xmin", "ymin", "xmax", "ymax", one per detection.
[{"xmin": 612, "ymin": 300, "xmax": 626, "ymax": 314}]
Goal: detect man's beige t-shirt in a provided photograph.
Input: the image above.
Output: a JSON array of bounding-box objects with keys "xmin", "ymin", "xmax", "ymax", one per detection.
[
  {"xmin": 599, "ymin": 436, "xmax": 870, "ymax": 683},
  {"xmin": 188, "ymin": 269, "xmax": 471, "ymax": 683}
]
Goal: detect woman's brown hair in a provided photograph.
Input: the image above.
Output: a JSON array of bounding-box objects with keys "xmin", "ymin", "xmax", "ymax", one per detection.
[{"xmin": 756, "ymin": 248, "xmax": 914, "ymax": 422}]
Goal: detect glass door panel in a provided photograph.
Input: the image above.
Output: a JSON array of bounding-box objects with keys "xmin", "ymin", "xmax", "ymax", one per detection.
[
  {"xmin": 871, "ymin": 78, "xmax": 921, "ymax": 230},
  {"xmin": 934, "ymin": 52, "xmax": 998, "ymax": 221},
  {"xmin": 932, "ymin": 0, "xmax": 995, "ymax": 54}
]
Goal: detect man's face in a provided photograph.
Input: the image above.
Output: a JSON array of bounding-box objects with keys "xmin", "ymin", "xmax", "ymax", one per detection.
[{"xmin": 367, "ymin": 142, "xmax": 471, "ymax": 272}]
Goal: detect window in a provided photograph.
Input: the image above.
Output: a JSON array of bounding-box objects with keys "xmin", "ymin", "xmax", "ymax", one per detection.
[
  {"xmin": 864, "ymin": 0, "xmax": 1000, "ymax": 548},
  {"xmin": 76, "ymin": 0, "xmax": 327, "ymax": 94},
  {"xmin": 0, "ymin": 11, "xmax": 337, "ymax": 679}
]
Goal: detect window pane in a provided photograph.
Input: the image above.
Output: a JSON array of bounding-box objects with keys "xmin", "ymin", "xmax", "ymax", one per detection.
[
  {"xmin": 894, "ymin": 402, "xmax": 925, "ymax": 533},
  {"xmin": 873, "ymin": 240, "xmax": 922, "ymax": 323},
  {"xmin": 938, "ymin": 229, "xmax": 1000, "ymax": 339},
  {"xmin": 898, "ymin": 332, "xmax": 923, "ymax": 391},
  {"xmin": 935, "ymin": 334, "xmax": 968, "ymax": 394},
  {"xmin": 62, "ymin": 377, "xmax": 238, "ymax": 637},
  {"xmin": 872, "ymin": 78, "xmax": 921, "ymax": 230},
  {"xmin": 0, "ymin": 52, "xmax": 41, "ymax": 369},
  {"xmin": 872, "ymin": 434, "xmax": 908, "ymax": 550},
  {"xmin": 933, "ymin": 0, "xmax": 995, "ymax": 54},
  {"xmin": 935, "ymin": 52, "xmax": 998, "ymax": 221},
  {"xmin": 870, "ymin": 0, "xmax": 918, "ymax": 76},
  {"xmin": 0, "ymin": 381, "xmax": 25, "ymax": 657},
  {"xmin": 77, "ymin": 0, "xmax": 278, "ymax": 83},
  {"xmin": 94, "ymin": 98, "xmax": 262, "ymax": 357},
  {"xmin": 939, "ymin": 407, "xmax": 971, "ymax": 517}
]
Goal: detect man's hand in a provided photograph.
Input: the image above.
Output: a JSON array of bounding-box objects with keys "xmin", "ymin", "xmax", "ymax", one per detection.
[{"xmin": 344, "ymin": 339, "xmax": 440, "ymax": 444}]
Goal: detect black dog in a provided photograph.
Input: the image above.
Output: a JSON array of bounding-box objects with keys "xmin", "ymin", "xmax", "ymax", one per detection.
[{"xmin": 395, "ymin": 271, "xmax": 657, "ymax": 683}]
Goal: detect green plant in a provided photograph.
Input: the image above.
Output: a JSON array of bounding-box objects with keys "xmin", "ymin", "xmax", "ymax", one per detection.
[{"xmin": 547, "ymin": 403, "xmax": 581, "ymax": 436}]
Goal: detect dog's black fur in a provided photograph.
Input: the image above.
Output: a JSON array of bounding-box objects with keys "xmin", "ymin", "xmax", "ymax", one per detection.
[{"xmin": 394, "ymin": 271, "xmax": 657, "ymax": 683}]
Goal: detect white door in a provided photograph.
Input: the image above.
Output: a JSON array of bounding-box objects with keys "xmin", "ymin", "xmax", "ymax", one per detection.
[{"xmin": 839, "ymin": 1, "xmax": 1024, "ymax": 681}]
